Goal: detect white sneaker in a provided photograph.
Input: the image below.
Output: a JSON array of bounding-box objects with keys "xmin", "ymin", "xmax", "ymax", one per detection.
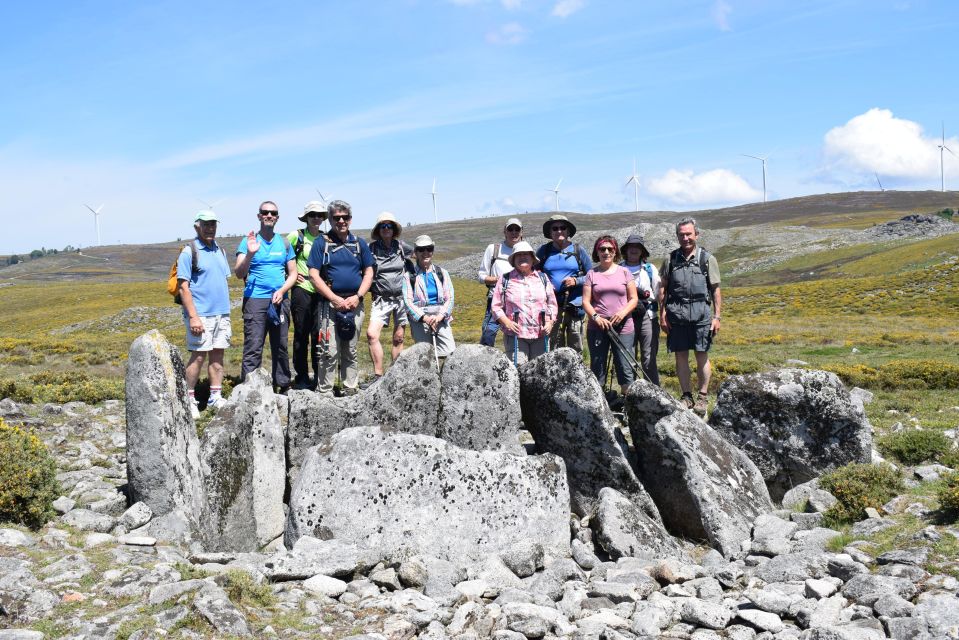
[{"xmin": 207, "ymin": 396, "xmax": 222, "ymax": 410}]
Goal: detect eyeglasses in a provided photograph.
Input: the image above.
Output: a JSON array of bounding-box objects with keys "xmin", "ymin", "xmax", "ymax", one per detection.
[
  {"xmin": 306, "ymin": 213, "xmax": 325, "ymax": 219},
  {"xmin": 259, "ymin": 210, "xmax": 278, "ymax": 217},
  {"xmin": 379, "ymin": 223, "xmax": 395, "ymax": 230},
  {"xmin": 598, "ymin": 247, "xmax": 616, "ymax": 254},
  {"xmin": 550, "ymin": 225, "xmax": 567, "ymax": 232},
  {"xmin": 331, "ymin": 215, "xmax": 351, "ymax": 222},
  {"xmin": 415, "ymin": 246, "xmax": 434, "ymax": 253}
]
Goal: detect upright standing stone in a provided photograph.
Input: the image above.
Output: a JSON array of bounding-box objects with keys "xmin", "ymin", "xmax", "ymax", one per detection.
[
  {"xmin": 518, "ymin": 348, "xmax": 662, "ymax": 521},
  {"xmin": 626, "ymin": 380, "xmax": 773, "ymax": 557},
  {"xmin": 200, "ymin": 369, "xmax": 286, "ymax": 551},
  {"xmin": 438, "ymin": 344, "xmax": 524, "ymax": 453},
  {"xmin": 708, "ymin": 369, "xmax": 872, "ymax": 501},
  {"xmin": 125, "ymin": 330, "xmax": 208, "ymax": 543}
]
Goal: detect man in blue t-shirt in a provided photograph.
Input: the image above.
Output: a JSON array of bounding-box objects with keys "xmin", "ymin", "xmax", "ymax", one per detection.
[
  {"xmin": 307, "ymin": 200, "xmax": 374, "ymax": 395},
  {"xmin": 177, "ymin": 210, "xmax": 232, "ymax": 416},
  {"xmin": 535, "ymin": 214, "xmax": 592, "ymax": 353},
  {"xmin": 234, "ymin": 200, "xmax": 298, "ymax": 391}
]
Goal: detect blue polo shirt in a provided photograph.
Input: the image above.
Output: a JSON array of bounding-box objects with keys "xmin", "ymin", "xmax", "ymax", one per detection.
[
  {"xmin": 236, "ymin": 233, "xmax": 295, "ymax": 299},
  {"xmin": 177, "ymin": 238, "xmax": 231, "ymax": 317},
  {"xmin": 306, "ymin": 232, "xmax": 374, "ymax": 295}
]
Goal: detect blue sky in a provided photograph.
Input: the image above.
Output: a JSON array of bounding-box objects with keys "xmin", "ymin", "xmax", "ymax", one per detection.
[{"xmin": 2, "ymin": 0, "xmax": 958, "ymax": 253}]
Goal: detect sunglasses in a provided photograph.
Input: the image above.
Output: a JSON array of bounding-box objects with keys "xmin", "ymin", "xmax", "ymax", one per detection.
[
  {"xmin": 378, "ymin": 223, "xmax": 396, "ymax": 230},
  {"xmin": 550, "ymin": 225, "xmax": 568, "ymax": 232},
  {"xmin": 258, "ymin": 210, "xmax": 278, "ymax": 217},
  {"xmin": 415, "ymin": 246, "xmax": 434, "ymax": 253},
  {"xmin": 306, "ymin": 212, "xmax": 325, "ymax": 219},
  {"xmin": 331, "ymin": 215, "xmax": 352, "ymax": 222},
  {"xmin": 506, "ymin": 226, "xmax": 521, "ymax": 232},
  {"xmin": 598, "ymin": 247, "xmax": 616, "ymax": 254}
]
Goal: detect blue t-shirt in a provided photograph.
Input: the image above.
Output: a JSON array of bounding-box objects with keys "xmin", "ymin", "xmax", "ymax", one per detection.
[
  {"xmin": 306, "ymin": 232, "xmax": 375, "ymax": 295},
  {"xmin": 425, "ymin": 272, "xmax": 440, "ymax": 305},
  {"xmin": 537, "ymin": 242, "xmax": 592, "ymax": 307},
  {"xmin": 236, "ymin": 233, "xmax": 295, "ymax": 299},
  {"xmin": 178, "ymin": 239, "xmax": 231, "ymax": 317}
]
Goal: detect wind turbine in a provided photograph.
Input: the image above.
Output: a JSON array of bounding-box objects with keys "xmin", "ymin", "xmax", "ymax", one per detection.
[
  {"xmin": 314, "ymin": 188, "xmax": 331, "ymax": 232},
  {"xmin": 83, "ymin": 203, "xmax": 104, "ymax": 246},
  {"xmin": 197, "ymin": 198, "xmax": 223, "ymax": 210},
  {"xmin": 938, "ymin": 122, "xmax": 957, "ymax": 192},
  {"xmin": 625, "ymin": 159, "xmax": 640, "ymax": 211},
  {"xmin": 547, "ymin": 178, "xmax": 563, "ymax": 212},
  {"xmin": 742, "ymin": 154, "xmax": 767, "ymax": 203},
  {"xmin": 430, "ymin": 178, "xmax": 437, "ymax": 224},
  {"xmin": 875, "ymin": 173, "xmax": 884, "ymax": 192}
]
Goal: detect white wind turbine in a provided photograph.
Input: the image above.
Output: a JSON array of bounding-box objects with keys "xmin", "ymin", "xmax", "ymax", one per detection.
[
  {"xmin": 315, "ymin": 188, "xmax": 331, "ymax": 231},
  {"xmin": 625, "ymin": 159, "xmax": 640, "ymax": 211},
  {"xmin": 547, "ymin": 178, "xmax": 563, "ymax": 212},
  {"xmin": 875, "ymin": 173, "xmax": 884, "ymax": 192},
  {"xmin": 83, "ymin": 203, "xmax": 104, "ymax": 246},
  {"xmin": 742, "ymin": 154, "xmax": 767, "ymax": 203},
  {"xmin": 938, "ymin": 122, "xmax": 957, "ymax": 192},
  {"xmin": 197, "ymin": 198, "xmax": 224, "ymax": 210},
  {"xmin": 430, "ymin": 178, "xmax": 438, "ymax": 224}
]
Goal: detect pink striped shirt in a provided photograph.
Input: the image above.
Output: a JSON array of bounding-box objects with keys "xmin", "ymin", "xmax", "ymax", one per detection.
[{"xmin": 490, "ymin": 270, "xmax": 558, "ymax": 339}]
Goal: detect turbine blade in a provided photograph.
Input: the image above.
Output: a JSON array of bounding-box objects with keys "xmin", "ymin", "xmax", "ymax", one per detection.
[
  {"xmin": 945, "ymin": 145, "xmax": 958, "ymax": 157},
  {"xmin": 555, "ymin": 178, "xmax": 563, "ymax": 190}
]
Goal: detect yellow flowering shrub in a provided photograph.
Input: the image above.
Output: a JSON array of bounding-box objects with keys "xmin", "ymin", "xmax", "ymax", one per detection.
[{"xmin": 0, "ymin": 418, "xmax": 59, "ymax": 529}]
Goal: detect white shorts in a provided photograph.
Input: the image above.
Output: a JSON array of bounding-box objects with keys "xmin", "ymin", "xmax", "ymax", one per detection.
[
  {"xmin": 185, "ymin": 314, "xmax": 232, "ymax": 352},
  {"xmin": 368, "ymin": 296, "xmax": 409, "ymax": 328}
]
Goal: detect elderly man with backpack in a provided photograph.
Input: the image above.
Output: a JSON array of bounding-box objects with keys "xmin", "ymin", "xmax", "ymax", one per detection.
[
  {"xmin": 286, "ymin": 201, "xmax": 327, "ymax": 390},
  {"xmin": 307, "ymin": 200, "xmax": 375, "ymax": 396},
  {"xmin": 536, "ymin": 214, "xmax": 593, "ymax": 352},
  {"xmin": 659, "ymin": 217, "xmax": 722, "ymax": 417},
  {"xmin": 174, "ymin": 210, "xmax": 231, "ymax": 417},
  {"xmin": 478, "ymin": 217, "xmax": 524, "ymax": 347}
]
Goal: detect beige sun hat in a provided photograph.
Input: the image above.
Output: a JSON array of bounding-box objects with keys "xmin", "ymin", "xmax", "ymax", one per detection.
[
  {"xmin": 371, "ymin": 211, "xmax": 402, "ymax": 240},
  {"xmin": 508, "ymin": 241, "xmax": 539, "ymax": 268},
  {"xmin": 542, "ymin": 214, "xmax": 577, "ymax": 238},
  {"xmin": 298, "ymin": 201, "xmax": 328, "ymax": 223},
  {"xmin": 413, "ymin": 234, "xmax": 434, "ymax": 249}
]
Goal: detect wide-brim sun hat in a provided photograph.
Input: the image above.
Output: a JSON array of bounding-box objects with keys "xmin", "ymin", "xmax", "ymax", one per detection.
[
  {"xmin": 542, "ymin": 214, "xmax": 577, "ymax": 239},
  {"xmin": 622, "ymin": 233, "xmax": 650, "ymax": 256},
  {"xmin": 299, "ymin": 201, "xmax": 328, "ymax": 223},
  {"xmin": 413, "ymin": 234, "xmax": 434, "ymax": 249},
  {"xmin": 508, "ymin": 241, "xmax": 539, "ymax": 268},
  {"xmin": 371, "ymin": 211, "xmax": 402, "ymax": 240}
]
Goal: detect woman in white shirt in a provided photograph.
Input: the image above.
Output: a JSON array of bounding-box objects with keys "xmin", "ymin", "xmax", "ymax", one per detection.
[{"xmin": 621, "ymin": 234, "xmax": 661, "ymax": 386}]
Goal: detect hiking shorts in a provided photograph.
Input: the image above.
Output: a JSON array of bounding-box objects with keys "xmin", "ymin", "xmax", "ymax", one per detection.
[
  {"xmin": 368, "ymin": 295, "xmax": 409, "ymax": 328},
  {"xmin": 666, "ymin": 322, "xmax": 712, "ymax": 353},
  {"xmin": 185, "ymin": 314, "xmax": 232, "ymax": 352}
]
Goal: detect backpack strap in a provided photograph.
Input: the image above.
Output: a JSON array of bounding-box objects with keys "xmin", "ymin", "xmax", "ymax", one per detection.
[
  {"xmin": 488, "ymin": 243, "xmax": 501, "ymax": 275},
  {"xmin": 294, "ymin": 229, "xmax": 305, "ymax": 258},
  {"xmin": 189, "ymin": 242, "xmax": 199, "ymax": 275}
]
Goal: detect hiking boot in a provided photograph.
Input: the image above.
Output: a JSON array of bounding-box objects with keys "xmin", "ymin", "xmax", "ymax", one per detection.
[
  {"xmin": 359, "ymin": 374, "xmax": 382, "ymax": 391},
  {"xmin": 292, "ymin": 379, "xmax": 312, "ymax": 391},
  {"xmin": 693, "ymin": 393, "xmax": 708, "ymax": 417},
  {"xmin": 680, "ymin": 393, "xmax": 694, "ymax": 410}
]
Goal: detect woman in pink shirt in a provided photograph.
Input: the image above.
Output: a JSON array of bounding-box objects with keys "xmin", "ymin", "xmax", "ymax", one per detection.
[
  {"xmin": 490, "ymin": 241, "xmax": 558, "ymax": 364},
  {"xmin": 582, "ymin": 235, "xmax": 638, "ymax": 397}
]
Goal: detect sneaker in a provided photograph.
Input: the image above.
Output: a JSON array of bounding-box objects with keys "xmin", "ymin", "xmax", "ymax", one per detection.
[
  {"xmin": 206, "ymin": 396, "xmax": 222, "ymax": 410},
  {"xmin": 693, "ymin": 393, "xmax": 708, "ymax": 417},
  {"xmin": 359, "ymin": 374, "xmax": 383, "ymax": 391},
  {"xmin": 680, "ymin": 393, "xmax": 695, "ymax": 410}
]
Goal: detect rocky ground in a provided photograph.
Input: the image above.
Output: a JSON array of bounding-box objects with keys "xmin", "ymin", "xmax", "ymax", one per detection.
[{"xmin": 2, "ymin": 388, "xmax": 959, "ymax": 640}]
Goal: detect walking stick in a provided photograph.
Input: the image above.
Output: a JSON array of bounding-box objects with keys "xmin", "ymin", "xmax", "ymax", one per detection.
[
  {"xmin": 606, "ymin": 323, "xmax": 653, "ymax": 384},
  {"xmin": 512, "ymin": 310, "xmax": 520, "ymax": 366},
  {"xmin": 555, "ymin": 290, "xmax": 569, "ymax": 349},
  {"xmin": 540, "ymin": 310, "xmax": 549, "ymax": 353},
  {"xmin": 424, "ymin": 317, "xmax": 440, "ymax": 372}
]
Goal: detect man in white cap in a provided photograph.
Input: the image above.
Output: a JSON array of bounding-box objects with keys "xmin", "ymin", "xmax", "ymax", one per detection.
[
  {"xmin": 478, "ymin": 217, "xmax": 524, "ymax": 347},
  {"xmin": 177, "ymin": 210, "xmax": 231, "ymax": 416},
  {"xmin": 287, "ymin": 201, "xmax": 327, "ymax": 390}
]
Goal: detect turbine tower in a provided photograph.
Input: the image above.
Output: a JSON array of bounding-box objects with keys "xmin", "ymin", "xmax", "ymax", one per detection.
[
  {"xmin": 938, "ymin": 122, "xmax": 956, "ymax": 192},
  {"xmin": 875, "ymin": 173, "xmax": 884, "ymax": 192},
  {"xmin": 83, "ymin": 203, "xmax": 104, "ymax": 246},
  {"xmin": 431, "ymin": 178, "xmax": 438, "ymax": 224},
  {"xmin": 625, "ymin": 159, "xmax": 640, "ymax": 211},
  {"xmin": 547, "ymin": 178, "xmax": 563, "ymax": 212},
  {"xmin": 742, "ymin": 154, "xmax": 767, "ymax": 203}
]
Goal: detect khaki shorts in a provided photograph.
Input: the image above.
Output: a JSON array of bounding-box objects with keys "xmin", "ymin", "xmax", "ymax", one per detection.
[
  {"xmin": 368, "ymin": 296, "xmax": 409, "ymax": 328},
  {"xmin": 185, "ymin": 314, "xmax": 232, "ymax": 352}
]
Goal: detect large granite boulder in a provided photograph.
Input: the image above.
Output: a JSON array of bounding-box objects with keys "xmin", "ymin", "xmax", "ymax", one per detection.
[
  {"xmin": 518, "ymin": 348, "xmax": 662, "ymax": 521},
  {"xmin": 285, "ymin": 426, "xmax": 570, "ymax": 564},
  {"xmin": 591, "ymin": 487, "xmax": 685, "ymax": 560},
  {"xmin": 125, "ymin": 330, "xmax": 208, "ymax": 543},
  {"xmin": 200, "ymin": 369, "xmax": 286, "ymax": 551},
  {"xmin": 286, "ymin": 343, "xmax": 441, "ymax": 485},
  {"xmin": 626, "ymin": 380, "xmax": 773, "ymax": 557},
  {"xmin": 438, "ymin": 344, "xmax": 524, "ymax": 453},
  {"xmin": 708, "ymin": 369, "xmax": 872, "ymax": 502}
]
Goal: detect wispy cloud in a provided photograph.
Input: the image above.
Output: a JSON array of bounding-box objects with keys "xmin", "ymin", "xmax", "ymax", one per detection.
[
  {"xmin": 449, "ymin": 0, "xmax": 522, "ymax": 8},
  {"xmin": 551, "ymin": 0, "xmax": 585, "ymax": 19},
  {"xmin": 487, "ymin": 22, "xmax": 528, "ymax": 45},
  {"xmin": 712, "ymin": 0, "xmax": 732, "ymax": 31},
  {"xmin": 647, "ymin": 168, "xmax": 760, "ymax": 205}
]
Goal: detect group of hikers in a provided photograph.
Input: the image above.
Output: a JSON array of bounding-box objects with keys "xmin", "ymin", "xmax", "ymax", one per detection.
[{"xmin": 175, "ymin": 200, "xmax": 721, "ymax": 418}]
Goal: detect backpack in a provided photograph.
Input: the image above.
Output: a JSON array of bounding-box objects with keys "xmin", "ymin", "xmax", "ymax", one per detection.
[
  {"xmin": 294, "ymin": 229, "xmax": 306, "ymax": 258},
  {"xmin": 319, "ymin": 232, "xmax": 362, "ymax": 284},
  {"xmin": 167, "ymin": 242, "xmax": 226, "ymax": 305},
  {"xmin": 500, "ymin": 270, "xmax": 550, "ymax": 309},
  {"xmin": 661, "ymin": 247, "xmax": 712, "ymax": 305},
  {"xmin": 405, "ymin": 260, "xmax": 446, "ymax": 286},
  {"xmin": 538, "ymin": 242, "xmax": 586, "ymax": 278}
]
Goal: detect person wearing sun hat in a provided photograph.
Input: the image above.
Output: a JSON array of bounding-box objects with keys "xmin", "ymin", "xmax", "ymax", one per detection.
[
  {"xmin": 621, "ymin": 233, "xmax": 661, "ymax": 386},
  {"xmin": 535, "ymin": 214, "xmax": 592, "ymax": 352},
  {"xmin": 402, "ymin": 234, "xmax": 456, "ymax": 357},
  {"xmin": 286, "ymin": 201, "xmax": 328, "ymax": 390},
  {"xmin": 478, "ymin": 217, "xmax": 524, "ymax": 348},
  {"xmin": 490, "ymin": 240, "xmax": 557, "ymax": 364},
  {"xmin": 363, "ymin": 211, "xmax": 414, "ymax": 387}
]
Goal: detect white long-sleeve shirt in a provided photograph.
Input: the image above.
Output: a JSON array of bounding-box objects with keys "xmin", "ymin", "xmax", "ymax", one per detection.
[{"xmin": 478, "ymin": 242, "xmax": 515, "ymax": 284}]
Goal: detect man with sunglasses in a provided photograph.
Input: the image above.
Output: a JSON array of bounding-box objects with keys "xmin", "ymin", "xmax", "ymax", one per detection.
[
  {"xmin": 477, "ymin": 218, "xmax": 524, "ymax": 347},
  {"xmin": 235, "ymin": 201, "xmax": 298, "ymax": 391},
  {"xmin": 536, "ymin": 214, "xmax": 592, "ymax": 352},
  {"xmin": 307, "ymin": 200, "xmax": 375, "ymax": 395},
  {"xmin": 286, "ymin": 201, "xmax": 327, "ymax": 390}
]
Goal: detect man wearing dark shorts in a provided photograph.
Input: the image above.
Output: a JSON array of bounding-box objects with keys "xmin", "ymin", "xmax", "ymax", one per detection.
[{"xmin": 659, "ymin": 217, "xmax": 722, "ymax": 417}]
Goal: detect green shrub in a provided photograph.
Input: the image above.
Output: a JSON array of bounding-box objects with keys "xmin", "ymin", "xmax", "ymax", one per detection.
[
  {"xmin": 0, "ymin": 371, "xmax": 124, "ymax": 404},
  {"xmin": 224, "ymin": 569, "xmax": 275, "ymax": 607},
  {"xmin": 941, "ymin": 447, "xmax": 959, "ymax": 470},
  {"xmin": 879, "ymin": 429, "xmax": 952, "ymax": 465},
  {"xmin": 938, "ymin": 471, "xmax": 959, "ymax": 515},
  {"xmin": 0, "ymin": 418, "xmax": 60, "ymax": 529},
  {"xmin": 823, "ymin": 360, "xmax": 959, "ymax": 390},
  {"xmin": 819, "ymin": 463, "xmax": 904, "ymax": 526}
]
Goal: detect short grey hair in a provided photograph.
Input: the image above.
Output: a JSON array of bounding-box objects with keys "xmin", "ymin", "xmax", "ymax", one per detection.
[
  {"xmin": 675, "ymin": 217, "xmax": 699, "ymax": 235},
  {"xmin": 328, "ymin": 200, "xmax": 352, "ymax": 217}
]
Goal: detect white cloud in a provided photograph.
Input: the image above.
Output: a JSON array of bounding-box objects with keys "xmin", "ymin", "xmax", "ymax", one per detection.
[
  {"xmin": 712, "ymin": 0, "xmax": 732, "ymax": 31},
  {"xmin": 551, "ymin": 0, "xmax": 585, "ymax": 19},
  {"xmin": 647, "ymin": 168, "xmax": 760, "ymax": 205},
  {"xmin": 501, "ymin": 0, "xmax": 523, "ymax": 9},
  {"xmin": 823, "ymin": 108, "xmax": 958, "ymax": 179},
  {"xmin": 486, "ymin": 22, "xmax": 528, "ymax": 45}
]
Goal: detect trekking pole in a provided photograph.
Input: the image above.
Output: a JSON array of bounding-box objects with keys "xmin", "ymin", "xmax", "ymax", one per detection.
[
  {"xmin": 606, "ymin": 324, "xmax": 652, "ymax": 384},
  {"xmin": 512, "ymin": 310, "xmax": 520, "ymax": 366},
  {"xmin": 555, "ymin": 290, "xmax": 569, "ymax": 349},
  {"xmin": 427, "ymin": 319, "xmax": 440, "ymax": 372},
  {"xmin": 540, "ymin": 310, "xmax": 549, "ymax": 353}
]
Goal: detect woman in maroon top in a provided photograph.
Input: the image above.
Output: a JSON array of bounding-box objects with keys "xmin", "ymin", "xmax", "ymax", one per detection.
[{"xmin": 582, "ymin": 235, "xmax": 638, "ymax": 398}]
